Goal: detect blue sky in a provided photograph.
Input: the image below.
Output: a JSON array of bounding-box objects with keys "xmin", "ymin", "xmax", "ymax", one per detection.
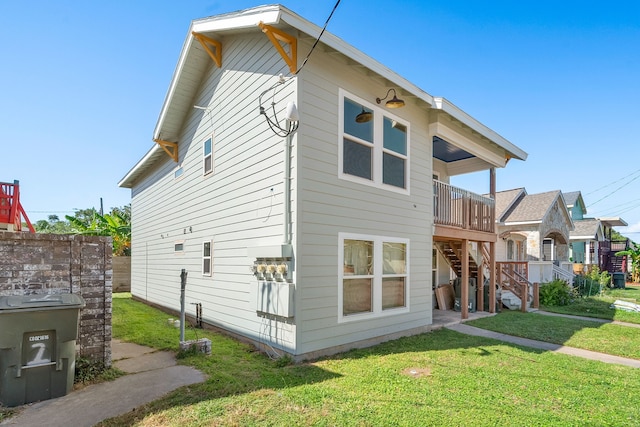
[{"xmin": 1, "ymin": 1, "xmax": 639, "ymax": 238}]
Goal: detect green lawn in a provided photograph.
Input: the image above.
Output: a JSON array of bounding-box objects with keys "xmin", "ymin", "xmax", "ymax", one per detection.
[
  {"xmin": 541, "ymin": 284, "xmax": 640, "ymax": 324},
  {"xmin": 467, "ymin": 310, "xmax": 640, "ymax": 359},
  {"xmin": 96, "ymin": 294, "xmax": 640, "ymax": 426}
]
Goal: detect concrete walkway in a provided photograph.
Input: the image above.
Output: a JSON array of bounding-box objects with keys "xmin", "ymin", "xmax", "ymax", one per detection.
[
  {"xmin": 1, "ymin": 340, "xmax": 206, "ymax": 427},
  {"xmin": 534, "ymin": 310, "xmax": 640, "ymax": 328},
  {"xmin": 447, "ymin": 321, "xmax": 640, "ymax": 369}
]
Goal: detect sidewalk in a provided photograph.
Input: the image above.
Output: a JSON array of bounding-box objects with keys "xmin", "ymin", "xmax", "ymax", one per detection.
[
  {"xmin": 448, "ymin": 316, "xmax": 640, "ymax": 369},
  {"xmin": 1, "ymin": 340, "xmax": 206, "ymax": 427}
]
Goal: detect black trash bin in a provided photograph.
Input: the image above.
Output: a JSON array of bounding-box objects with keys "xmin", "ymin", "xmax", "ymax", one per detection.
[
  {"xmin": 612, "ymin": 272, "xmax": 626, "ymax": 289},
  {"xmin": 454, "ymin": 278, "xmax": 477, "ymax": 312},
  {"xmin": 0, "ymin": 293, "xmax": 85, "ymax": 407}
]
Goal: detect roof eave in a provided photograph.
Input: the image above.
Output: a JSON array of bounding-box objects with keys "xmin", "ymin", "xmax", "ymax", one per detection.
[{"xmin": 432, "ymin": 97, "xmax": 528, "ymax": 162}]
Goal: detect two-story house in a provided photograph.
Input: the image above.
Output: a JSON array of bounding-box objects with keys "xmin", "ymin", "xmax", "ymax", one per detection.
[{"xmin": 119, "ymin": 5, "xmax": 527, "ymax": 360}]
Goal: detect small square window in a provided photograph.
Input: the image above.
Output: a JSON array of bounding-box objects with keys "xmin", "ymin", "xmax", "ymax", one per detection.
[{"xmin": 175, "ymin": 242, "xmax": 184, "ymax": 252}]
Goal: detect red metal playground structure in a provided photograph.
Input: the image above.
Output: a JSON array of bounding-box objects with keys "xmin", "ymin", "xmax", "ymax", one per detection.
[{"xmin": 0, "ymin": 180, "xmax": 35, "ymax": 233}]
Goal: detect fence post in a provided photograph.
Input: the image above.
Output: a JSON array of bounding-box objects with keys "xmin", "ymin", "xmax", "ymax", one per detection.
[
  {"xmin": 533, "ymin": 282, "xmax": 539, "ymax": 309},
  {"xmin": 521, "ymin": 282, "xmax": 528, "ymax": 312}
]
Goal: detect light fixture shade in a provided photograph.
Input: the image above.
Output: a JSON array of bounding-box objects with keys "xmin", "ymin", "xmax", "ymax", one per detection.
[
  {"xmin": 376, "ymin": 88, "xmax": 405, "ymax": 109},
  {"xmin": 355, "ymin": 109, "xmax": 373, "ymax": 123},
  {"xmin": 385, "ymin": 95, "xmax": 405, "ymax": 108}
]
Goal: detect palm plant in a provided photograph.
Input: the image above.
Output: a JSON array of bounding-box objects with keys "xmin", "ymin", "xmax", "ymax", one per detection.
[
  {"xmin": 615, "ymin": 241, "xmax": 640, "ymax": 283},
  {"xmin": 66, "ymin": 206, "xmax": 131, "ymax": 256}
]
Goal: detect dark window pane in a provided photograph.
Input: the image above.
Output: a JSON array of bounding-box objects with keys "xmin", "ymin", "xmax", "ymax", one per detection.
[
  {"xmin": 203, "ymin": 242, "xmax": 211, "ymax": 257},
  {"xmin": 383, "ymin": 153, "xmax": 405, "ymax": 188},
  {"xmin": 203, "ymin": 259, "xmax": 211, "ymax": 275},
  {"xmin": 344, "ymin": 98, "xmax": 373, "ymax": 142},
  {"xmin": 204, "ymin": 155, "xmax": 212, "ymax": 174},
  {"xmin": 344, "ymin": 139, "xmax": 372, "ymax": 180},
  {"xmin": 383, "ymin": 117, "xmax": 406, "ymax": 155}
]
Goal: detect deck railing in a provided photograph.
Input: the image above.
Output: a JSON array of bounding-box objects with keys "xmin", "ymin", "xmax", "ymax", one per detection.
[
  {"xmin": 0, "ymin": 180, "xmax": 35, "ymax": 232},
  {"xmin": 433, "ymin": 180, "xmax": 495, "ymax": 233},
  {"xmin": 0, "ymin": 181, "xmax": 19, "ymax": 228}
]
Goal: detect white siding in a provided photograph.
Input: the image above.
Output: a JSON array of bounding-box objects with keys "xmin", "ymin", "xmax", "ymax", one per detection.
[
  {"xmin": 293, "ymin": 42, "xmax": 433, "ymax": 356},
  {"xmin": 131, "ymin": 32, "xmax": 297, "ymax": 351}
]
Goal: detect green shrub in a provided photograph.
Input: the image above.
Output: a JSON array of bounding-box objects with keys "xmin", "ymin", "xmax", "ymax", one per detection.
[
  {"xmin": 539, "ymin": 279, "xmax": 573, "ymax": 306},
  {"xmin": 74, "ymin": 357, "xmax": 106, "ymax": 384}
]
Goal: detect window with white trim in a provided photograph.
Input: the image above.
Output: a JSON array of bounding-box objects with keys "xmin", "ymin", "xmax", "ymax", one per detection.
[
  {"xmin": 339, "ymin": 90, "xmax": 409, "ymax": 193},
  {"xmin": 202, "ymin": 241, "xmax": 212, "ymax": 276},
  {"xmin": 203, "ymin": 135, "xmax": 213, "ymax": 175},
  {"xmin": 339, "ymin": 233, "xmax": 409, "ymax": 321}
]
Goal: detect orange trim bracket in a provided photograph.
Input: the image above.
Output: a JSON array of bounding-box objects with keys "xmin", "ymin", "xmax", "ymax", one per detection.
[
  {"xmin": 192, "ymin": 32, "xmax": 222, "ymax": 67},
  {"xmin": 258, "ymin": 22, "xmax": 297, "ymax": 73},
  {"xmin": 154, "ymin": 139, "xmax": 178, "ymax": 162}
]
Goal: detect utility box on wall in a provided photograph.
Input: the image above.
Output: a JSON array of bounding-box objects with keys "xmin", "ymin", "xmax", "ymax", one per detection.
[{"xmin": 256, "ymin": 282, "xmax": 294, "ymax": 318}]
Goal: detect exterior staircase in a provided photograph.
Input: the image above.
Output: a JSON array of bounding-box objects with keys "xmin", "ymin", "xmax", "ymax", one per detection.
[{"xmin": 434, "ymin": 241, "xmax": 479, "ymax": 279}]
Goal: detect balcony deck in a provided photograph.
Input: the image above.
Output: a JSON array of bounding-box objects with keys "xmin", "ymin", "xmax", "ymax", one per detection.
[{"xmin": 433, "ymin": 180, "xmax": 495, "ymax": 242}]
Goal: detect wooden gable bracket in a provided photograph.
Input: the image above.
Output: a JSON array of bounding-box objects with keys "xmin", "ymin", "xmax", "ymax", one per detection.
[
  {"xmin": 154, "ymin": 139, "xmax": 179, "ymax": 162},
  {"xmin": 192, "ymin": 32, "xmax": 222, "ymax": 67},
  {"xmin": 258, "ymin": 22, "xmax": 297, "ymax": 73}
]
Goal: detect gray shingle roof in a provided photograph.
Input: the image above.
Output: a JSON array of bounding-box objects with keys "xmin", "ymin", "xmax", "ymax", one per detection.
[
  {"xmin": 493, "ymin": 188, "xmax": 526, "ymax": 221},
  {"xmin": 570, "ymin": 218, "xmax": 601, "ymax": 239},
  {"xmin": 503, "ymin": 190, "xmax": 561, "ymax": 223},
  {"xmin": 563, "ymin": 191, "xmax": 581, "ymax": 206}
]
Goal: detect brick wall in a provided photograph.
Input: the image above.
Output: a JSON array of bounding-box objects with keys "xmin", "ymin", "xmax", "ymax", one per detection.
[{"xmin": 0, "ymin": 231, "xmax": 112, "ymax": 366}]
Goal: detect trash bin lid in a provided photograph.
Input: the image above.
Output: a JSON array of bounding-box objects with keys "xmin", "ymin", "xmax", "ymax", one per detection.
[{"xmin": 0, "ymin": 294, "xmax": 85, "ymax": 312}]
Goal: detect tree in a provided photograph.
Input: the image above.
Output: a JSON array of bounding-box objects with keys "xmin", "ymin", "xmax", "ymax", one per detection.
[
  {"xmin": 610, "ymin": 228, "xmax": 627, "ymax": 242},
  {"xmin": 616, "ymin": 241, "xmax": 640, "ymax": 283},
  {"xmin": 65, "ymin": 205, "xmax": 131, "ymax": 256},
  {"xmin": 34, "ymin": 214, "xmax": 75, "ymax": 233}
]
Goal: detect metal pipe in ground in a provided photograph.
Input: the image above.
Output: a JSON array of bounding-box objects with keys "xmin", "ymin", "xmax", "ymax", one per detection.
[{"xmin": 180, "ymin": 269, "xmax": 187, "ymax": 342}]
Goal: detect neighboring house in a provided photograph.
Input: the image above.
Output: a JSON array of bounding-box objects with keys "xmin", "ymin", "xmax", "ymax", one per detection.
[
  {"xmin": 118, "ymin": 5, "xmax": 527, "ymax": 360},
  {"xmin": 563, "ymin": 190, "xmax": 628, "ymax": 273},
  {"xmin": 494, "ymin": 188, "xmax": 574, "ymax": 286}
]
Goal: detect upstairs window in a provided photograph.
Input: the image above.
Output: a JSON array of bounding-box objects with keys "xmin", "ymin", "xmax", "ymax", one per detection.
[
  {"xmin": 339, "ymin": 90, "xmax": 409, "ymax": 193},
  {"xmin": 203, "ymin": 135, "xmax": 213, "ymax": 175}
]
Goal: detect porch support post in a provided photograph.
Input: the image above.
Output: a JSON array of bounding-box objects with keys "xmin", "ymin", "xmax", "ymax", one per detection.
[
  {"xmin": 489, "ymin": 167, "xmax": 497, "ymax": 313},
  {"xmin": 477, "ymin": 241, "xmax": 484, "ymax": 312},
  {"xmin": 489, "ymin": 242, "xmax": 496, "ymax": 313},
  {"xmin": 461, "ymin": 239, "xmax": 469, "ymax": 319}
]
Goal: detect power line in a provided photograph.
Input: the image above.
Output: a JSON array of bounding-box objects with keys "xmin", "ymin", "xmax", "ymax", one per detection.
[
  {"xmin": 294, "ymin": 0, "xmax": 342, "ymax": 75},
  {"xmin": 586, "ymin": 172, "xmax": 640, "ymax": 208},
  {"xmin": 584, "ymin": 168, "xmax": 640, "ymax": 196}
]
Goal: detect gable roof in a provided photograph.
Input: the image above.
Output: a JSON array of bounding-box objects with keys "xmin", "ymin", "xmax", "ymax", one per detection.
[
  {"xmin": 563, "ymin": 191, "xmax": 586, "ymax": 214},
  {"xmin": 119, "ymin": 4, "xmax": 528, "ymax": 188},
  {"xmin": 501, "ymin": 190, "xmax": 567, "ymax": 224},
  {"xmin": 570, "ymin": 218, "xmax": 602, "ymax": 240},
  {"xmin": 493, "ymin": 188, "xmax": 526, "ymax": 222}
]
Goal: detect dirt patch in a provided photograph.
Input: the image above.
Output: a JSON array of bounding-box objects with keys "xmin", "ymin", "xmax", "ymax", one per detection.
[{"xmin": 402, "ymin": 367, "xmax": 432, "ymax": 378}]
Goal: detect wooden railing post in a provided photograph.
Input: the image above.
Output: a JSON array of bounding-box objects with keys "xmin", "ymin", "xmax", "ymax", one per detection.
[
  {"xmin": 533, "ymin": 282, "xmax": 539, "ymax": 309},
  {"xmin": 521, "ymin": 282, "xmax": 528, "ymax": 312}
]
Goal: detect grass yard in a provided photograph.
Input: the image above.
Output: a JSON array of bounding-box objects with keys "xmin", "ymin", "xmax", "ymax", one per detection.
[
  {"xmin": 542, "ymin": 284, "xmax": 640, "ymax": 324},
  {"xmin": 467, "ymin": 310, "xmax": 640, "ymax": 359},
  {"xmin": 98, "ymin": 294, "xmax": 640, "ymax": 426}
]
